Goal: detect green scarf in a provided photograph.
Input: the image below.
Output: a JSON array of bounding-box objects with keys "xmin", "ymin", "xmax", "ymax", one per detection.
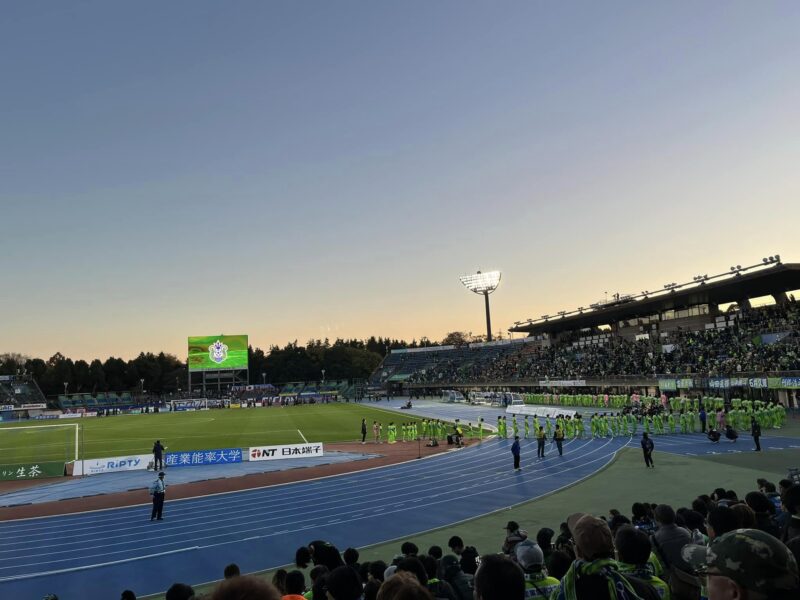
[{"xmin": 561, "ymin": 559, "xmax": 645, "ymax": 600}]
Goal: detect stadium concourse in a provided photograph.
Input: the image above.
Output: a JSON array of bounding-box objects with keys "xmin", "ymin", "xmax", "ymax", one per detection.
[{"xmin": 0, "ymin": 399, "xmax": 799, "ymax": 599}]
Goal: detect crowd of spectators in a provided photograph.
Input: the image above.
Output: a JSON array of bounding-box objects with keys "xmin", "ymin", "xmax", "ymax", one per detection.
[
  {"xmin": 98, "ymin": 476, "xmax": 800, "ymax": 600},
  {"xmin": 407, "ymin": 302, "xmax": 800, "ymax": 385}
]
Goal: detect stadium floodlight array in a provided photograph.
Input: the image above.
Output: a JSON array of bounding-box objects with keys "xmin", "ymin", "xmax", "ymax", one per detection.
[
  {"xmin": 510, "ymin": 254, "xmax": 787, "ymax": 331},
  {"xmin": 459, "ymin": 270, "xmax": 501, "ymax": 342}
]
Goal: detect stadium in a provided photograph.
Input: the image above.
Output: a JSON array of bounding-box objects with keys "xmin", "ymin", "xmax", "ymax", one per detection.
[
  {"xmin": 5, "ymin": 4, "xmax": 800, "ymax": 600},
  {"xmin": 1, "ymin": 255, "xmax": 799, "ymax": 600}
]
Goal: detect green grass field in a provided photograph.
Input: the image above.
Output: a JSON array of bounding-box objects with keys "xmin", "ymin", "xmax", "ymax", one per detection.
[{"xmin": 0, "ymin": 404, "xmax": 429, "ymax": 465}]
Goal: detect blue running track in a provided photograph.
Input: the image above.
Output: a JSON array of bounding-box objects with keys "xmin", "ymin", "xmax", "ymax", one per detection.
[{"xmin": 0, "ymin": 434, "xmax": 627, "ymax": 598}]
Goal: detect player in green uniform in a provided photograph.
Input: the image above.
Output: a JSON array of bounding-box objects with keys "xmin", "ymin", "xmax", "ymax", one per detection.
[
  {"xmin": 512, "ymin": 416, "xmax": 519, "ymax": 438},
  {"xmin": 524, "ymin": 416, "xmax": 530, "ymax": 439},
  {"xmin": 653, "ymin": 413, "xmax": 664, "ymax": 435}
]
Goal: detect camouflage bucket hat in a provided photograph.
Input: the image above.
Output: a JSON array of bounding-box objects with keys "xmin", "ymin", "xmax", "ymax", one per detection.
[{"xmin": 682, "ymin": 528, "xmax": 799, "ymax": 593}]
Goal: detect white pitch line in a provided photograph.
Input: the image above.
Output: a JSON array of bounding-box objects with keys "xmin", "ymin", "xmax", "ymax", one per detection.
[{"xmin": 297, "ymin": 429, "xmax": 308, "ymax": 443}]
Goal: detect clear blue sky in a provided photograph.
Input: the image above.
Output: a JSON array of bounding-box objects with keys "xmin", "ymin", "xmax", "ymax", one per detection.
[{"xmin": 2, "ymin": 1, "xmax": 799, "ymax": 360}]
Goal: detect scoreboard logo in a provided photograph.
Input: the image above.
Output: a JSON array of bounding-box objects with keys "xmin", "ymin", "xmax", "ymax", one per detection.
[{"xmin": 208, "ymin": 340, "xmax": 229, "ymax": 365}]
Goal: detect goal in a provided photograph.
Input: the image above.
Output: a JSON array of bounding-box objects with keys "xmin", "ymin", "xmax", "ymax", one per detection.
[{"xmin": 0, "ymin": 422, "xmax": 80, "ymax": 467}]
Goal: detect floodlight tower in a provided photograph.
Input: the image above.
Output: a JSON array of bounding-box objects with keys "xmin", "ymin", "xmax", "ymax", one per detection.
[{"xmin": 459, "ymin": 270, "xmax": 502, "ymax": 342}]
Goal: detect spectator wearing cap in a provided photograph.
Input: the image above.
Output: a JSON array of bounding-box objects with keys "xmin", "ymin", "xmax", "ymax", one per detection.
[
  {"xmin": 683, "ymin": 528, "xmax": 799, "ymax": 600},
  {"xmin": 502, "ymin": 521, "xmax": 528, "ymax": 556},
  {"xmin": 614, "ymin": 525, "xmax": 670, "ymax": 599},
  {"xmin": 552, "ymin": 513, "xmax": 660, "ymax": 600},
  {"xmin": 438, "ymin": 555, "xmax": 473, "ymax": 600},
  {"xmin": 515, "ymin": 541, "xmax": 559, "ymax": 598},
  {"xmin": 473, "ymin": 554, "xmax": 524, "ymax": 600}
]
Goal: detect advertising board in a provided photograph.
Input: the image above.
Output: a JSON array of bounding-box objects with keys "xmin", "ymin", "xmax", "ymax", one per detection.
[
  {"xmin": 164, "ymin": 448, "xmax": 243, "ymax": 467},
  {"xmin": 249, "ymin": 442, "xmax": 324, "ymax": 461},
  {"xmin": 72, "ymin": 454, "xmax": 152, "ymax": 476}
]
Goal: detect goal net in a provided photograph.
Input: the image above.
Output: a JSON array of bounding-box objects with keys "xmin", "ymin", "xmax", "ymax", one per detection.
[
  {"xmin": 0, "ymin": 423, "xmax": 80, "ymax": 468},
  {"xmin": 170, "ymin": 398, "xmax": 209, "ymax": 411}
]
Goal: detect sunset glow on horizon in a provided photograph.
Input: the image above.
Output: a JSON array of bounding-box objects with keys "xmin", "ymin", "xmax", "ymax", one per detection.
[{"xmin": 2, "ymin": 2, "xmax": 799, "ymax": 361}]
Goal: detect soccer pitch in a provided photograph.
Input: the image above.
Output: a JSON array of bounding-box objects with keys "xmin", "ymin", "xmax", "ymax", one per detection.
[{"xmin": 0, "ymin": 404, "xmax": 429, "ymax": 465}]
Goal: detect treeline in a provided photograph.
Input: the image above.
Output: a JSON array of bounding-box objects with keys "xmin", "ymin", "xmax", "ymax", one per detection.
[{"xmin": 0, "ymin": 336, "xmax": 434, "ymax": 397}]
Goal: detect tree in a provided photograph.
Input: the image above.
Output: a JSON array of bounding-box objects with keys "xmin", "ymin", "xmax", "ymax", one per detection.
[{"xmin": 440, "ymin": 332, "xmax": 471, "ymax": 347}]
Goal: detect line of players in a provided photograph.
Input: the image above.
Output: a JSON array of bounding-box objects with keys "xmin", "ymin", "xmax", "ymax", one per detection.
[
  {"xmin": 370, "ymin": 419, "xmax": 488, "ymax": 444},
  {"xmin": 371, "ymin": 399, "xmax": 785, "ymax": 445},
  {"xmin": 494, "ymin": 403, "xmax": 786, "ymax": 440}
]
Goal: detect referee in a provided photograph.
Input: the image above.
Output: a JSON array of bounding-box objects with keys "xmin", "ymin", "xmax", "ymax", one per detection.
[{"xmin": 150, "ymin": 471, "xmax": 166, "ymax": 521}]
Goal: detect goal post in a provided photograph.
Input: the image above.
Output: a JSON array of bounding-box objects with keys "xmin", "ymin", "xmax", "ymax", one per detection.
[{"xmin": 0, "ymin": 422, "xmax": 80, "ymax": 468}]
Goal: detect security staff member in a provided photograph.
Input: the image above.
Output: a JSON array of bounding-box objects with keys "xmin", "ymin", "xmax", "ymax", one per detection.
[
  {"xmin": 150, "ymin": 471, "xmax": 166, "ymax": 521},
  {"xmin": 751, "ymin": 416, "xmax": 762, "ymax": 451},
  {"xmin": 536, "ymin": 426, "xmax": 547, "ymax": 459},
  {"xmin": 554, "ymin": 425, "xmax": 565, "ymax": 456},
  {"xmin": 152, "ymin": 440, "xmax": 166, "ymax": 471}
]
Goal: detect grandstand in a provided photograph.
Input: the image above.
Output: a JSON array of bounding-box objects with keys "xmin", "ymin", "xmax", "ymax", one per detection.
[
  {"xmin": 371, "ymin": 260, "xmax": 800, "ymax": 402},
  {"xmin": 58, "ymin": 391, "xmax": 135, "ymax": 411},
  {"xmin": 0, "ymin": 375, "xmax": 48, "ymax": 408}
]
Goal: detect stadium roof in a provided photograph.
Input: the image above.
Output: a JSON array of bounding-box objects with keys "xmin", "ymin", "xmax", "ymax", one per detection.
[{"xmin": 510, "ymin": 262, "xmax": 800, "ymax": 336}]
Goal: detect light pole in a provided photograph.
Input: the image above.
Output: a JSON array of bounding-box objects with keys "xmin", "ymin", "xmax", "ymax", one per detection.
[
  {"xmin": 321, "ymin": 369, "xmax": 326, "ymax": 385},
  {"xmin": 140, "ymin": 378, "xmax": 145, "ymax": 395},
  {"xmin": 459, "ymin": 270, "xmax": 502, "ymax": 342},
  {"xmin": 63, "ymin": 382, "xmax": 68, "ymax": 397},
  {"xmin": 262, "ymin": 372, "xmax": 266, "ymax": 386}
]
